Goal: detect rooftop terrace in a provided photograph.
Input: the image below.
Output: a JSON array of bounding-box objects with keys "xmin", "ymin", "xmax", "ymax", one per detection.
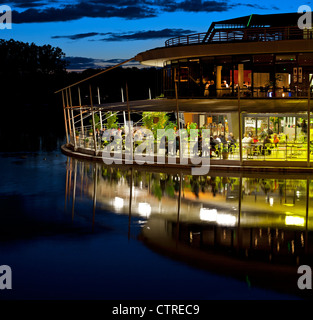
[{"xmin": 165, "ymin": 12, "xmax": 309, "ymax": 47}]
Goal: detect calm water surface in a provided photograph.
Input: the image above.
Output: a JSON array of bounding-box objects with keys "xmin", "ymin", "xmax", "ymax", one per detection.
[{"xmin": 0, "ymin": 136, "xmax": 312, "ymax": 300}]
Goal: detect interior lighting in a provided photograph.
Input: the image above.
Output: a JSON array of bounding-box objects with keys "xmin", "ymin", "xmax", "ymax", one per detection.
[
  {"xmin": 138, "ymin": 202, "xmax": 151, "ymax": 217},
  {"xmin": 113, "ymin": 197, "xmax": 124, "ymax": 210},
  {"xmin": 285, "ymin": 215, "xmax": 305, "ymax": 226}
]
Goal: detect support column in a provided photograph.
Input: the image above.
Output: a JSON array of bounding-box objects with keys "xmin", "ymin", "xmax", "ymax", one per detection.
[
  {"xmin": 62, "ymin": 90, "xmax": 69, "ymax": 144},
  {"xmin": 216, "ymin": 65, "xmax": 222, "ymax": 97},
  {"xmin": 238, "ymin": 64, "xmax": 244, "ymax": 88},
  {"xmin": 308, "ymin": 76, "xmax": 311, "ymax": 167},
  {"xmin": 71, "ymin": 159, "xmax": 77, "ymax": 221},
  {"xmin": 69, "ymin": 88, "xmax": 77, "ymax": 150},
  {"xmin": 128, "ymin": 168, "xmax": 133, "ymax": 240},
  {"xmin": 78, "ymin": 87, "xmax": 84, "ymax": 137},
  {"xmin": 126, "ymin": 83, "xmax": 133, "ymax": 158},
  {"xmin": 89, "ymin": 85, "xmax": 97, "ymax": 155},
  {"xmin": 238, "ymin": 86, "xmax": 243, "ymax": 165},
  {"xmin": 97, "ymin": 87, "xmax": 103, "ymax": 130},
  {"xmin": 121, "ymin": 87, "xmax": 127, "ymax": 130},
  {"xmin": 65, "ymin": 89, "xmax": 72, "ymax": 140}
]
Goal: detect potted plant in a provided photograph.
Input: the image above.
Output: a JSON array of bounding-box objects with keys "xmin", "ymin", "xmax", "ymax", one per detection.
[
  {"xmin": 222, "ymin": 145, "xmax": 229, "ymax": 159},
  {"xmin": 85, "ymin": 138, "xmax": 89, "ymax": 148},
  {"xmin": 75, "ymin": 130, "xmax": 79, "ymax": 141}
]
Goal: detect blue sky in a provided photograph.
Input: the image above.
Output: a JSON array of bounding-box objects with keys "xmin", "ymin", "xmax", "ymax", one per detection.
[{"xmin": 0, "ymin": 0, "xmax": 310, "ymax": 70}]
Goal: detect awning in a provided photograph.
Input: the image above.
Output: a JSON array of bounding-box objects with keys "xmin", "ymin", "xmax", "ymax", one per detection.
[{"xmin": 85, "ymin": 98, "xmax": 311, "ymax": 114}]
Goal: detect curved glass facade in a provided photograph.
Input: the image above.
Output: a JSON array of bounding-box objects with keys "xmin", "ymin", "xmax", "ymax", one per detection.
[{"xmin": 164, "ymin": 53, "xmax": 313, "ymax": 99}]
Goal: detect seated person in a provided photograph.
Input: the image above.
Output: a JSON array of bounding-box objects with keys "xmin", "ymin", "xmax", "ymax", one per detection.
[
  {"xmin": 210, "ymin": 136, "xmax": 218, "ymax": 157},
  {"xmin": 273, "ymin": 134, "xmax": 279, "ymax": 146},
  {"xmin": 262, "ymin": 135, "xmax": 272, "ymax": 155},
  {"xmin": 242, "ymin": 133, "xmax": 253, "ymax": 146}
]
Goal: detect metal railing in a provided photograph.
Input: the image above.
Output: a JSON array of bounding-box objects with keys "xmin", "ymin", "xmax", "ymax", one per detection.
[{"xmin": 165, "ymin": 26, "xmax": 312, "ymax": 47}]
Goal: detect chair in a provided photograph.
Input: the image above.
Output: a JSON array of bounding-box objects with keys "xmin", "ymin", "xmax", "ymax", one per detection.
[{"xmin": 263, "ymin": 143, "xmax": 272, "ymax": 156}]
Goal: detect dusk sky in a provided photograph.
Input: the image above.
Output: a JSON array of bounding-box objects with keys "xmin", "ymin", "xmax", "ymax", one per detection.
[{"xmin": 0, "ymin": 0, "xmax": 310, "ymax": 70}]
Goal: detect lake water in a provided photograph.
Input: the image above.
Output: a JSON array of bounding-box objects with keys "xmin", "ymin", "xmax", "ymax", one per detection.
[{"xmin": 0, "ymin": 136, "xmax": 312, "ymax": 300}]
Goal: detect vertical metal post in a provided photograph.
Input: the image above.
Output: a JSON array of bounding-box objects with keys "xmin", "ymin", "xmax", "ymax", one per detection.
[
  {"xmin": 69, "ymin": 88, "xmax": 77, "ymax": 150},
  {"xmin": 97, "ymin": 87, "xmax": 103, "ymax": 130},
  {"xmin": 71, "ymin": 159, "xmax": 77, "ymax": 221},
  {"xmin": 122, "ymin": 87, "xmax": 127, "ymax": 130},
  {"xmin": 125, "ymin": 83, "xmax": 133, "ymax": 157},
  {"xmin": 65, "ymin": 89, "xmax": 72, "ymax": 139},
  {"xmin": 237, "ymin": 176, "xmax": 242, "ymax": 250},
  {"xmin": 89, "ymin": 85, "xmax": 97, "ymax": 155},
  {"xmin": 78, "ymin": 87, "xmax": 84, "ymax": 136},
  {"xmin": 65, "ymin": 157, "xmax": 69, "ymax": 210},
  {"xmin": 305, "ymin": 177, "xmax": 309, "ymax": 253},
  {"xmin": 307, "ymin": 76, "xmax": 311, "ymax": 167},
  {"xmin": 176, "ymin": 172, "xmax": 182, "ymax": 247},
  {"xmin": 128, "ymin": 168, "xmax": 133, "ymax": 240},
  {"xmin": 62, "ymin": 90, "xmax": 69, "ymax": 144},
  {"xmin": 92, "ymin": 163, "xmax": 97, "ymax": 230},
  {"xmin": 238, "ymin": 86, "xmax": 243, "ymax": 165},
  {"xmin": 175, "ymin": 82, "xmax": 182, "ymax": 157}
]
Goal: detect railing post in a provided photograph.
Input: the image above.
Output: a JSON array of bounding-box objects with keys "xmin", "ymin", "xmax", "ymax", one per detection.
[
  {"xmin": 69, "ymin": 87, "xmax": 77, "ymax": 150},
  {"xmin": 89, "ymin": 85, "xmax": 97, "ymax": 155},
  {"xmin": 62, "ymin": 90, "xmax": 69, "ymax": 145}
]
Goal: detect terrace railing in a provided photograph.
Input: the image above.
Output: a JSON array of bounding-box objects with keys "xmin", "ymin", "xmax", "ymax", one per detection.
[{"xmin": 165, "ymin": 26, "xmax": 312, "ymax": 47}]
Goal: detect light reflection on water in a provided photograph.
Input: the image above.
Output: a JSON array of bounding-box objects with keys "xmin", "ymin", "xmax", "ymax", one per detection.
[
  {"xmin": 0, "ymin": 147, "xmax": 312, "ymax": 299},
  {"xmin": 66, "ymin": 157, "xmax": 313, "ymax": 299}
]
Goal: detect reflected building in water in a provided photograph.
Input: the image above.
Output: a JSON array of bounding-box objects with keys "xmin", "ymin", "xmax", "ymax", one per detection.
[{"xmin": 65, "ymin": 157, "xmax": 313, "ymax": 298}]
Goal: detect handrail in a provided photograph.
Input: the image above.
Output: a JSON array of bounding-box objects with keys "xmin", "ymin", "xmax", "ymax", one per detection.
[{"xmin": 165, "ymin": 26, "xmax": 311, "ymax": 47}]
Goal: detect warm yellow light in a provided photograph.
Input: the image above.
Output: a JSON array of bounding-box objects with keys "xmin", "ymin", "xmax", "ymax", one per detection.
[
  {"xmin": 138, "ymin": 202, "xmax": 151, "ymax": 217},
  {"xmin": 113, "ymin": 197, "xmax": 124, "ymax": 209},
  {"xmin": 285, "ymin": 215, "xmax": 305, "ymax": 226},
  {"xmin": 200, "ymin": 208, "xmax": 217, "ymax": 221}
]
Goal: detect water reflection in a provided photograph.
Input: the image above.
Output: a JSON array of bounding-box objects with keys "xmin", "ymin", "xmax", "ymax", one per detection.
[{"xmin": 66, "ymin": 158, "xmax": 313, "ymax": 298}]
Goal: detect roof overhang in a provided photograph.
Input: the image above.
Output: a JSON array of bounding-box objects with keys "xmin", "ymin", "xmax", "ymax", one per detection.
[{"xmin": 86, "ymin": 98, "xmax": 311, "ymax": 114}]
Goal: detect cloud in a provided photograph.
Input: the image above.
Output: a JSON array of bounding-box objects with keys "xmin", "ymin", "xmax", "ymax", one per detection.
[
  {"xmin": 155, "ymin": 0, "xmax": 232, "ymax": 13},
  {"xmin": 0, "ymin": 0, "xmax": 46, "ymax": 8},
  {"xmin": 99, "ymin": 28, "xmax": 196, "ymax": 41},
  {"xmin": 52, "ymin": 32, "xmax": 100, "ymax": 40},
  {"xmin": 65, "ymin": 56, "xmax": 140, "ymax": 70},
  {"xmin": 11, "ymin": 1, "xmax": 157, "ymax": 23},
  {"xmin": 8, "ymin": 0, "xmax": 279, "ymax": 24},
  {"xmin": 52, "ymin": 28, "xmax": 196, "ymax": 42}
]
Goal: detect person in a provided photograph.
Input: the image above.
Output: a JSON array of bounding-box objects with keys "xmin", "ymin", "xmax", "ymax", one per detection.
[
  {"xmin": 242, "ymin": 133, "xmax": 253, "ymax": 145},
  {"xmin": 209, "ymin": 80, "xmax": 216, "ymax": 97},
  {"xmin": 273, "ymin": 133, "xmax": 279, "ymax": 146},
  {"xmin": 253, "ymin": 135, "xmax": 259, "ymax": 143},
  {"xmin": 204, "ymin": 81, "xmax": 210, "ymax": 96},
  {"xmin": 221, "ymin": 80, "xmax": 229, "ymax": 88},
  {"xmin": 301, "ymin": 119, "xmax": 308, "ymax": 134},
  {"xmin": 210, "ymin": 136, "xmax": 218, "ymax": 157},
  {"xmin": 242, "ymin": 133, "xmax": 253, "ymax": 157},
  {"xmin": 262, "ymin": 135, "xmax": 272, "ymax": 155},
  {"xmin": 219, "ymin": 133, "xmax": 227, "ymax": 144},
  {"xmin": 213, "ymin": 134, "xmax": 221, "ymax": 144},
  {"xmin": 227, "ymin": 132, "xmax": 236, "ymax": 153}
]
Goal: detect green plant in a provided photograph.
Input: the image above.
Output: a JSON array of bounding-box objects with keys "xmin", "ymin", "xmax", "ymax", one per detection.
[
  {"xmin": 106, "ymin": 112, "xmax": 118, "ymax": 129},
  {"xmin": 222, "ymin": 145, "xmax": 229, "ymax": 153},
  {"xmin": 89, "ymin": 114, "xmax": 101, "ymax": 130},
  {"xmin": 142, "ymin": 112, "xmax": 169, "ymax": 139}
]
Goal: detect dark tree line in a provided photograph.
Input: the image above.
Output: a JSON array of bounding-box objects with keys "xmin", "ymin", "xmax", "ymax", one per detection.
[{"xmin": 0, "ymin": 38, "xmax": 162, "ymax": 141}]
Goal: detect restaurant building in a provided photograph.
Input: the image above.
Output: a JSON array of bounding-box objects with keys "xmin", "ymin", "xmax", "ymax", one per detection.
[{"xmin": 134, "ymin": 12, "xmax": 313, "ymax": 167}]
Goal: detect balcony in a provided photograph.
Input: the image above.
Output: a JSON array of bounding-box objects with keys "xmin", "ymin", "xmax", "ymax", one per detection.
[{"xmin": 165, "ymin": 26, "xmax": 312, "ymax": 47}]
